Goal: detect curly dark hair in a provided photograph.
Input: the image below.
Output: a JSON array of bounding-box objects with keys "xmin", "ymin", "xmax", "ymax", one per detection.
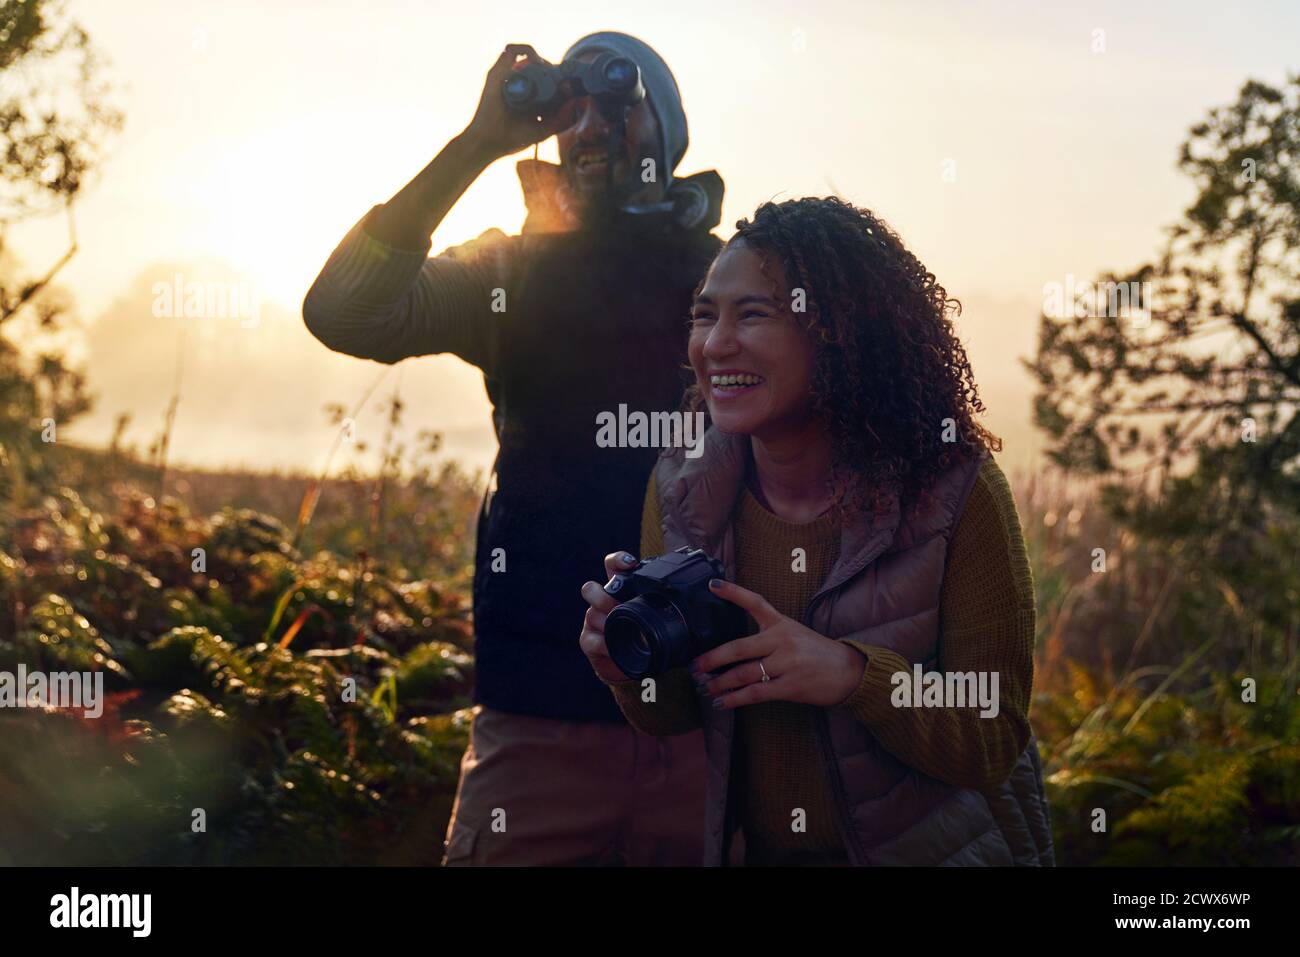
[{"xmin": 682, "ymin": 196, "xmax": 1000, "ymax": 517}]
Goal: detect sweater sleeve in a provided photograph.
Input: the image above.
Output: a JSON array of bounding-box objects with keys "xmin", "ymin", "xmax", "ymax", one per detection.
[
  {"xmin": 835, "ymin": 457, "xmax": 1036, "ymax": 791},
  {"xmin": 601, "ymin": 472, "xmax": 704, "ymax": 736},
  {"xmin": 301, "ymin": 204, "xmax": 509, "ymax": 373}
]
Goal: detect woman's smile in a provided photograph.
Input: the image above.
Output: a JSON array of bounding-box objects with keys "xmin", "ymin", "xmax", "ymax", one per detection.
[{"xmin": 707, "ymin": 368, "xmax": 766, "ymax": 400}]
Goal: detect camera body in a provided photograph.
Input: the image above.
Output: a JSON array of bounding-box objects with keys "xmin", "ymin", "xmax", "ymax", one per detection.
[
  {"xmin": 501, "ymin": 52, "xmax": 645, "ymax": 117},
  {"xmin": 603, "ymin": 546, "xmax": 747, "ymax": 680}
]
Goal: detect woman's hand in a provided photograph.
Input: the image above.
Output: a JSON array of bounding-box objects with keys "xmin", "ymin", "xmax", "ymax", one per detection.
[
  {"xmin": 578, "ymin": 550, "xmax": 640, "ymax": 684},
  {"xmin": 694, "ymin": 579, "xmax": 867, "ymax": 709}
]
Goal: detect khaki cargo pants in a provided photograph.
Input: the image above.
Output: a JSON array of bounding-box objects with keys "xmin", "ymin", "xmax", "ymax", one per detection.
[{"xmin": 442, "ymin": 706, "xmax": 707, "ymax": 866}]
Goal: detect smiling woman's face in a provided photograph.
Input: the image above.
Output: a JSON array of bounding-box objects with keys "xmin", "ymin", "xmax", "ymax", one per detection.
[{"xmin": 688, "ymin": 240, "xmax": 818, "ymax": 438}]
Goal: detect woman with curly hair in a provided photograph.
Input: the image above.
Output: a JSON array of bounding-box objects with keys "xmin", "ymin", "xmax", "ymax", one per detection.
[{"xmin": 579, "ymin": 196, "xmax": 1054, "ymax": 866}]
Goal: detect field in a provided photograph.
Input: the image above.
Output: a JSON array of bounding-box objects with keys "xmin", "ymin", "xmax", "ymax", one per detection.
[{"xmin": 1, "ymin": 439, "xmax": 1295, "ymax": 866}]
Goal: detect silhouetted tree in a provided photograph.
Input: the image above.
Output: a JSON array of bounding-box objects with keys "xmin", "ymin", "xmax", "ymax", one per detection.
[
  {"xmin": 0, "ymin": 0, "xmax": 122, "ymax": 498},
  {"xmin": 1028, "ymin": 75, "xmax": 1299, "ymax": 508},
  {"xmin": 1027, "ymin": 74, "xmax": 1300, "ymax": 670}
]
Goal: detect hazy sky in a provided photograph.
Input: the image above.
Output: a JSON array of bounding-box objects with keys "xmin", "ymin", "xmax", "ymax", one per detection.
[{"xmin": 9, "ymin": 0, "xmax": 1300, "ymax": 482}]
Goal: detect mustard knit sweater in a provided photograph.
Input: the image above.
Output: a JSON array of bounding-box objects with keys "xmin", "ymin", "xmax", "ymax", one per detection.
[{"xmin": 603, "ymin": 456, "xmax": 1036, "ymax": 865}]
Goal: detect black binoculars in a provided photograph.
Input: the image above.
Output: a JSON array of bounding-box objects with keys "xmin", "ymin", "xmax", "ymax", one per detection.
[{"xmin": 501, "ymin": 52, "xmax": 645, "ymax": 117}]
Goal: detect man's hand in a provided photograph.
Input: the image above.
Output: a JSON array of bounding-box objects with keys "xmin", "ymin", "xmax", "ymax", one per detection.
[
  {"xmin": 462, "ymin": 44, "xmax": 575, "ymax": 162},
  {"xmin": 694, "ymin": 579, "xmax": 867, "ymax": 709}
]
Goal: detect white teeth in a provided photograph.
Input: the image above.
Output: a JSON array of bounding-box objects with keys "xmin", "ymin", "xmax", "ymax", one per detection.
[{"xmin": 710, "ymin": 373, "xmax": 762, "ymax": 387}]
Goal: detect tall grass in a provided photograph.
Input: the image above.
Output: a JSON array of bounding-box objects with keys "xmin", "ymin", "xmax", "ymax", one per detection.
[{"xmin": 1013, "ymin": 466, "xmax": 1300, "ymax": 865}]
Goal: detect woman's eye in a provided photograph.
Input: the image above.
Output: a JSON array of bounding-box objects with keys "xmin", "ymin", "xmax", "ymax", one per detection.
[{"xmin": 689, "ymin": 314, "xmax": 716, "ymax": 328}]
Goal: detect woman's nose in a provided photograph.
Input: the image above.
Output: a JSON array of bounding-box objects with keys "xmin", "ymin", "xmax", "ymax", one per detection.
[{"xmin": 703, "ymin": 321, "xmax": 740, "ymax": 359}]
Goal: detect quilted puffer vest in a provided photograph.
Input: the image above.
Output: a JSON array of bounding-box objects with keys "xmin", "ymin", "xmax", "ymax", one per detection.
[{"xmin": 652, "ymin": 427, "xmax": 1056, "ymax": 866}]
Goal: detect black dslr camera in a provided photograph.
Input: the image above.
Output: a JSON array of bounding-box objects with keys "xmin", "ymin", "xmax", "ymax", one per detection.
[
  {"xmin": 602, "ymin": 546, "xmax": 747, "ymax": 680},
  {"xmin": 501, "ymin": 52, "xmax": 645, "ymax": 118}
]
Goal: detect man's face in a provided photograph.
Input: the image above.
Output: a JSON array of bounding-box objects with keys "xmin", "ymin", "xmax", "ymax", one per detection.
[{"xmin": 555, "ymin": 51, "xmax": 665, "ymax": 211}]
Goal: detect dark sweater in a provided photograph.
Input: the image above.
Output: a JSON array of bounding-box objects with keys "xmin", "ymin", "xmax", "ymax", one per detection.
[{"xmin": 303, "ymin": 201, "xmax": 720, "ymax": 721}]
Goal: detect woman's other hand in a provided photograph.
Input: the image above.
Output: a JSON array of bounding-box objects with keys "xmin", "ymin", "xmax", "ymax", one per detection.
[{"xmin": 695, "ymin": 579, "xmax": 867, "ymax": 709}]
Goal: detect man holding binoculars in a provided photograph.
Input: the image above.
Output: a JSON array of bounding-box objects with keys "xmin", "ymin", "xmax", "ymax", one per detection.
[{"xmin": 303, "ymin": 32, "xmax": 723, "ymax": 865}]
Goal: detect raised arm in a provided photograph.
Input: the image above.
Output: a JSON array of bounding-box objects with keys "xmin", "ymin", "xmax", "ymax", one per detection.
[
  {"xmin": 302, "ymin": 43, "xmax": 572, "ymax": 368},
  {"xmin": 302, "ymin": 204, "xmax": 508, "ymax": 369}
]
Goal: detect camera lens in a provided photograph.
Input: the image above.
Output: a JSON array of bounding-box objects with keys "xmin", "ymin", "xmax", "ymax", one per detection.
[{"xmin": 604, "ymin": 593, "xmax": 690, "ymax": 679}]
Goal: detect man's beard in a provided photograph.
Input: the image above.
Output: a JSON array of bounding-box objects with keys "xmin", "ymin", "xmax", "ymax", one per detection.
[
  {"xmin": 568, "ymin": 174, "xmax": 631, "ymax": 222},
  {"xmin": 567, "ymin": 171, "xmax": 667, "ymax": 236}
]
